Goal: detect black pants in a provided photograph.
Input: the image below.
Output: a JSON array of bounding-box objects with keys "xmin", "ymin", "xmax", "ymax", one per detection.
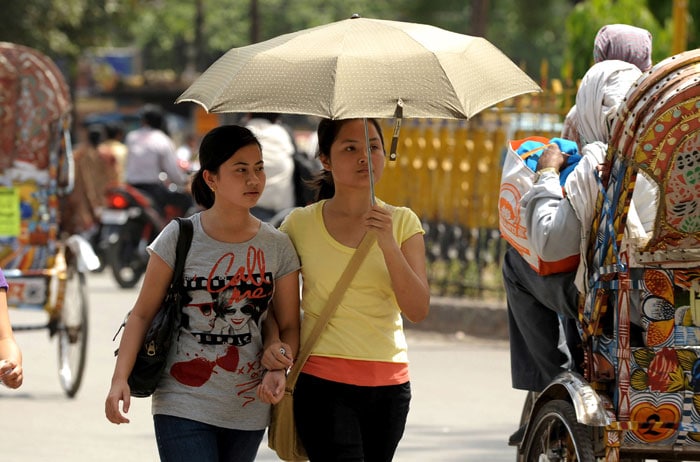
[
  {"xmin": 502, "ymin": 247, "xmax": 579, "ymax": 392},
  {"xmin": 294, "ymin": 373, "xmax": 411, "ymax": 462}
]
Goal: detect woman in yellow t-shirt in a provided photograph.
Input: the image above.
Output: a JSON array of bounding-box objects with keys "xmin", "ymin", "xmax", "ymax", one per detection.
[{"xmin": 280, "ymin": 118, "xmax": 430, "ymax": 461}]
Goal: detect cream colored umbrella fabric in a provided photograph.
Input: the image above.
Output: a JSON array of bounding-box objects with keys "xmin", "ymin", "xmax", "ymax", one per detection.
[{"xmin": 177, "ymin": 15, "xmax": 540, "ymax": 120}]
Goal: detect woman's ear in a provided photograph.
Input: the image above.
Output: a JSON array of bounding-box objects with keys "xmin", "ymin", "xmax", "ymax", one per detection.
[
  {"xmin": 202, "ymin": 169, "xmax": 214, "ymax": 187},
  {"xmin": 320, "ymin": 154, "xmax": 331, "ymax": 170}
]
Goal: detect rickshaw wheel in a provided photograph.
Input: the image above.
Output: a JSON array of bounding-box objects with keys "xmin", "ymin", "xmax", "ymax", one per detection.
[
  {"xmin": 57, "ymin": 267, "xmax": 89, "ymax": 398},
  {"xmin": 524, "ymin": 399, "xmax": 595, "ymax": 462}
]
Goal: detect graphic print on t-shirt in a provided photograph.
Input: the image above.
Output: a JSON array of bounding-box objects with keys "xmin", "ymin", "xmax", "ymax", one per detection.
[{"xmin": 169, "ymin": 245, "xmax": 272, "ymax": 394}]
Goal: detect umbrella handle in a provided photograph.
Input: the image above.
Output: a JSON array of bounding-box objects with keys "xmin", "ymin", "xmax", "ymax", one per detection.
[
  {"xmin": 389, "ymin": 99, "xmax": 404, "ymax": 161},
  {"xmin": 363, "ymin": 118, "xmax": 376, "ymax": 206},
  {"xmin": 366, "ymin": 100, "xmax": 404, "ymax": 206}
]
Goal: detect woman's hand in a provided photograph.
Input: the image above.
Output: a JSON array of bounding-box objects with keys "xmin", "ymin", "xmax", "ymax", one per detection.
[
  {"xmin": 537, "ymin": 144, "xmax": 567, "ymax": 172},
  {"xmin": 0, "ymin": 359, "xmax": 22, "ymax": 389},
  {"xmin": 257, "ymin": 369, "xmax": 286, "ymax": 404},
  {"xmin": 364, "ymin": 204, "xmax": 394, "ymax": 248},
  {"xmin": 262, "ymin": 342, "xmax": 293, "ymax": 371},
  {"xmin": 105, "ymin": 378, "xmax": 132, "ymax": 424}
]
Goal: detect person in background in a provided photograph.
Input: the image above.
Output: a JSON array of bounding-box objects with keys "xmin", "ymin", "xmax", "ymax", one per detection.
[
  {"xmin": 280, "ymin": 118, "xmax": 430, "ymax": 461},
  {"xmin": 97, "ymin": 121, "xmax": 128, "ymax": 187},
  {"xmin": 504, "ymin": 60, "xmax": 646, "ymax": 446},
  {"xmin": 245, "ymin": 113, "xmax": 296, "ymax": 222},
  {"xmin": 593, "ymin": 24, "xmax": 653, "ymax": 72},
  {"xmin": 0, "ymin": 268, "xmax": 23, "ymax": 389},
  {"xmin": 105, "ymin": 125, "xmax": 300, "ymax": 462},
  {"xmin": 561, "ymin": 24, "xmax": 653, "ymax": 147},
  {"xmin": 553, "ymin": 22, "xmax": 654, "ymax": 403},
  {"xmin": 124, "ymin": 104, "xmax": 192, "ymax": 215},
  {"xmin": 176, "ymin": 133, "xmax": 200, "ymax": 173},
  {"xmin": 60, "ymin": 123, "xmax": 109, "ymax": 236}
]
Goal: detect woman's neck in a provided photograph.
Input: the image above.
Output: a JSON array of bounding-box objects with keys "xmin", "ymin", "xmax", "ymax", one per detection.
[
  {"xmin": 322, "ymin": 191, "xmax": 376, "ymax": 248},
  {"xmin": 201, "ymin": 205, "xmax": 259, "ymax": 242},
  {"xmin": 324, "ymin": 190, "xmax": 374, "ymax": 218}
]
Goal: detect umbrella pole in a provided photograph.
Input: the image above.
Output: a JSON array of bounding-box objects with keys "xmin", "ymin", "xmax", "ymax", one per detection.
[{"xmin": 363, "ymin": 118, "xmax": 376, "ymax": 206}]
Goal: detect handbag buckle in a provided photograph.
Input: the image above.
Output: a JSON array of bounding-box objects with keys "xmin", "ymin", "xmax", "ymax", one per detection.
[{"xmin": 146, "ymin": 341, "xmax": 157, "ymax": 356}]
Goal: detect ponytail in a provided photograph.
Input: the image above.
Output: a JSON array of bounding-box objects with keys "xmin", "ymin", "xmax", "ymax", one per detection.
[{"xmin": 191, "ymin": 170, "xmax": 214, "ymax": 209}]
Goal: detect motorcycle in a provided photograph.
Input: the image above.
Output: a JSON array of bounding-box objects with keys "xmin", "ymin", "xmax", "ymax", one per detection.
[{"xmin": 99, "ymin": 182, "xmax": 194, "ymax": 289}]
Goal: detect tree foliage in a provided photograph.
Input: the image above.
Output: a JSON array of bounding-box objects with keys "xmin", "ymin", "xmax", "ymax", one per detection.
[
  {"xmin": 487, "ymin": 0, "xmax": 574, "ymax": 79},
  {"xmin": 0, "ymin": 0, "xmax": 694, "ymax": 90},
  {"xmin": 0, "ymin": 0, "xmax": 138, "ymax": 81},
  {"xmin": 566, "ymin": 0, "xmax": 664, "ymax": 79},
  {"xmin": 564, "ymin": 0, "xmax": 700, "ymax": 80},
  {"xmin": 1, "ymin": 1, "xmax": 135, "ymax": 57}
]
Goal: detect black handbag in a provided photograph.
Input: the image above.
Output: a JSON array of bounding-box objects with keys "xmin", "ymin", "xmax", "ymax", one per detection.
[{"xmin": 113, "ymin": 217, "xmax": 193, "ymax": 398}]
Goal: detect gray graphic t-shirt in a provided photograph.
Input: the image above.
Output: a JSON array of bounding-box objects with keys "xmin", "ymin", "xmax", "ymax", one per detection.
[{"xmin": 147, "ymin": 213, "xmax": 299, "ymax": 430}]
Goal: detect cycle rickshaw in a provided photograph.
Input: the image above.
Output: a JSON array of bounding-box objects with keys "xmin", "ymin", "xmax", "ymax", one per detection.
[
  {"xmin": 513, "ymin": 48, "xmax": 700, "ymax": 461},
  {"xmin": 0, "ymin": 43, "xmax": 97, "ymax": 398}
]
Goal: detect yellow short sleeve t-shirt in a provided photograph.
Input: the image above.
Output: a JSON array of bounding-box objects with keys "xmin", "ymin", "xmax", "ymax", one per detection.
[{"xmin": 280, "ymin": 199, "xmax": 425, "ymax": 365}]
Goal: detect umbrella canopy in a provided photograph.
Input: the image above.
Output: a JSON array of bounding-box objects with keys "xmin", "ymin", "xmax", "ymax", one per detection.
[{"xmin": 177, "ymin": 15, "xmax": 540, "ymax": 120}]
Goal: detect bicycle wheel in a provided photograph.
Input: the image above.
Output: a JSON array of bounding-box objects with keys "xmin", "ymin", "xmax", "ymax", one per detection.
[
  {"xmin": 524, "ymin": 399, "xmax": 595, "ymax": 462},
  {"xmin": 57, "ymin": 267, "xmax": 89, "ymax": 398}
]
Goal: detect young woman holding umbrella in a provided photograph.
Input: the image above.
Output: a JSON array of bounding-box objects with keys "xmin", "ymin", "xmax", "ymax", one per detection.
[{"xmin": 279, "ymin": 117, "xmax": 430, "ymax": 461}]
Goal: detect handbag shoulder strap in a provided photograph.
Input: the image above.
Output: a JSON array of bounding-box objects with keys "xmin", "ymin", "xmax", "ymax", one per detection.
[
  {"xmin": 286, "ymin": 231, "xmax": 376, "ymax": 388},
  {"xmin": 111, "ymin": 217, "xmax": 194, "ymax": 346},
  {"xmin": 172, "ymin": 217, "xmax": 194, "ymax": 285}
]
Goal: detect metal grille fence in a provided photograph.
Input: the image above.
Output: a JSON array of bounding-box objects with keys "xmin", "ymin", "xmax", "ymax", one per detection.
[{"xmin": 375, "ymin": 93, "xmax": 568, "ymax": 299}]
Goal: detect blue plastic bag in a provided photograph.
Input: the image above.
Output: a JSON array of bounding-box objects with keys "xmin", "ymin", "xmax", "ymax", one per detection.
[{"xmin": 517, "ymin": 137, "xmax": 581, "ymax": 186}]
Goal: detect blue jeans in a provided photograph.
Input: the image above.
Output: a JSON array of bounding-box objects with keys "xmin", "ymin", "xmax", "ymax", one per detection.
[
  {"xmin": 153, "ymin": 414, "xmax": 264, "ymax": 462},
  {"xmin": 294, "ymin": 373, "xmax": 411, "ymax": 462}
]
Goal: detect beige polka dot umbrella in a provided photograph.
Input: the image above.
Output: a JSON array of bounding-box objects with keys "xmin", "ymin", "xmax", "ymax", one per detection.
[
  {"xmin": 177, "ymin": 15, "xmax": 541, "ymax": 199},
  {"xmin": 178, "ymin": 15, "xmax": 539, "ymax": 120}
]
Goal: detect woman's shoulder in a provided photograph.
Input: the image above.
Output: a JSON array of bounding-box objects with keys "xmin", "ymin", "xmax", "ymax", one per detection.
[
  {"xmin": 395, "ymin": 206, "xmax": 422, "ymax": 229},
  {"xmin": 159, "ymin": 218, "xmax": 182, "ymax": 240},
  {"xmin": 258, "ymin": 221, "xmax": 299, "ymax": 247},
  {"xmin": 378, "ymin": 199, "xmax": 424, "ymax": 237},
  {"xmin": 281, "ymin": 202, "xmax": 323, "ymax": 227},
  {"xmin": 293, "ymin": 201, "xmax": 323, "ymax": 216},
  {"xmin": 259, "ymin": 221, "xmax": 288, "ymax": 238},
  {"xmin": 378, "ymin": 199, "xmax": 417, "ymax": 219},
  {"xmin": 257, "ymin": 222, "xmax": 300, "ymax": 266}
]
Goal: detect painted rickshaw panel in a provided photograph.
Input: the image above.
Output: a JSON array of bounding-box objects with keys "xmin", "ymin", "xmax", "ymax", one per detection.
[
  {"xmin": 580, "ymin": 49, "xmax": 700, "ymax": 459},
  {"xmin": 0, "ymin": 42, "xmax": 72, "ymax": 311}
]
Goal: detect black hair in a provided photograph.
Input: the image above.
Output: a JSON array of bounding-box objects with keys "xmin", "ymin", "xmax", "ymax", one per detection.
[
  {"xmin": 309, "ymin": 118, "xmax": 385, "ymax": 201},
  {"xmin": 141, "ymin": 104, "xmax": 164, "ymax": 131},
  {"xmin": 104, "ymin": 121, "xmax": 124, "ymax": 140},
  {"xmin": 87, "ymin": 124, "xmax": 104, "ymax": 148},
  {"xmin": 191, "ymin": 125, "xmax": 261, "ymax": 209}
]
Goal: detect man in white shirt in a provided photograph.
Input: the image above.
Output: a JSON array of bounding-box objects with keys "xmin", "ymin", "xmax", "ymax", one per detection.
[
  {"xmin": 245, "ymin": 113, "xmax": 296, "ymax": 222},
  {"xmin": 124, "ymin": 104, "xmax": 192, "ymax": 214}
]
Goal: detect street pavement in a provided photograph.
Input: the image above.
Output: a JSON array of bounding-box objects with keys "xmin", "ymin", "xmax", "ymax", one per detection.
[
  {"xmin": 1, "ymin": 271, "xmax": 522, "ymax": 461},
  {"xmin": 410, "ymin": 295, "xmax": 508, "ymax": 340}
]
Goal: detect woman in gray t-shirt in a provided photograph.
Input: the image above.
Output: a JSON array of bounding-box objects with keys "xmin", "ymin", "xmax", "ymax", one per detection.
[{"xmin": 106, "ymin": 125, "xmax": 300, "ymax": 462}]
